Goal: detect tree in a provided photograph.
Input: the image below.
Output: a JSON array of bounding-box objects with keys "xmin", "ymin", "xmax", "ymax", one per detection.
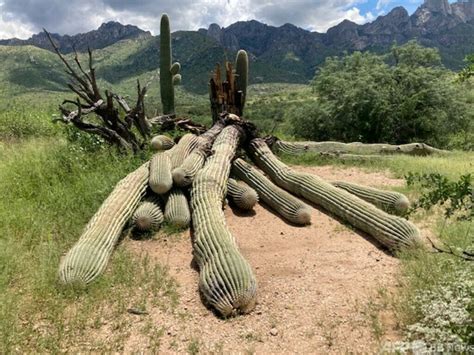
[
  {"xmin": 291, "ymin": 42, "xmax": 469, "ymax": 147},
  {"xmin": 458, "ymin": 54, "xmax": 474, "ymax": 82}
]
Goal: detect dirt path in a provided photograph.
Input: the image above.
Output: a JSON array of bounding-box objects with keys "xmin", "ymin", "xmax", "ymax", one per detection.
[{"xmin": 122, "ymin": 166, "xmax": 403, "ymax": 353}]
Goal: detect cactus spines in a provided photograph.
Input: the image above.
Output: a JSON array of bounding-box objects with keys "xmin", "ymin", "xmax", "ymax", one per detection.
[
  {"xmin": 131, "ymin": 198, "xmax": 164, "ymax": 232},
  {"xmin": 150, "ymin": 135, "xmax": 175, "ymax": 151},
  {"xmin": 235, "ymin": 50, "xmax": 248, "ymax": 112},
  {"xmin": 164, "ymin": 188, "xmax": 191, "ymax": 228},
  {"xmin": 160, "ymin": 13, "xmax": 181, "ymax": 115},
  {"xmin": 191, "ymin": 126, "xmax": 257, "ymax": 317},
  {"xmin": 227, "ymin": 178, "xmax": 259, "ymax": 211},
  {"xmin": 172, "ymin": 150, "xmax": 207, "ymax": 187},
  {"xmin": 332, "ymin": 181, "xmax": 410, "ymax": 215},
  {"xmin": 232, "ymin": 159, "xmax": 311, "ymax": 225},
  {"xmin": 59, "ymin": 163, "xmax": 149, "ymax": 284},
  {"xmin": 249, "ymin": 139, "xmax": 422, "ymax": 250},
  {"xmin": 149, "ymin": 152, "xmax": 173, "ymax": 194}
]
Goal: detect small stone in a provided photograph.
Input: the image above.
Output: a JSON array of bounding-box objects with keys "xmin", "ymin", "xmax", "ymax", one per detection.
[{"xmin": 270, "ymin": 328, "xmax": 278, "ymax": 336}]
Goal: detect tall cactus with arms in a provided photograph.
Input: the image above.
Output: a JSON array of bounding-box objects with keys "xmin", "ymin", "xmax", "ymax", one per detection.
[{"xmin": 160, "ymin": 13, "xmax": 181, "ymax": 115}]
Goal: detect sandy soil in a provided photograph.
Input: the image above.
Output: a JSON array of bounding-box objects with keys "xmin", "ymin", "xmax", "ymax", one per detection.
[{"xmin": 120, "ymin": 165, "xmax": 404, "ymax": 353}]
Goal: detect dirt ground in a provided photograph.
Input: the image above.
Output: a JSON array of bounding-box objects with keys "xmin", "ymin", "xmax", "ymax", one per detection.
[{"xmin": 121, "ymin": 166, "xmax": 405, "ymax": 353}]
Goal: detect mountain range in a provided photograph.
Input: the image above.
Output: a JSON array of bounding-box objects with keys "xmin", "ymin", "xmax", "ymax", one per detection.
[{"xmin": 1, "ymin": 0, "xmax": 473, "ymax": 94}]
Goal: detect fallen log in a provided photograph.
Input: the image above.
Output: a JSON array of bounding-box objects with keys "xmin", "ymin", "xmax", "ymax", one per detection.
[{"xmin": 267, "ymin": 138, "xmax": 447, "ymax": 156}]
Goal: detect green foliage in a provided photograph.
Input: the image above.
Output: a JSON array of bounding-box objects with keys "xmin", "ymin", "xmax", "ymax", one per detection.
[
  {"xmin": 457, "ymin": 54, "xmax": 474, "ymax": 82},
  {"xmin": 405, "ymin": 172, "xmax": 473, "ymax": 220},
  {"xmin": 291, "ymin": 42, "xmax": 472, "ymax": 148}
]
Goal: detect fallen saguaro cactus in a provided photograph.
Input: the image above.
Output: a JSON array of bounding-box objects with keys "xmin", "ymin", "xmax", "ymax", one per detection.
[
  {"xmin": 269, "ymin": 139, "xmax": 447, "ymax": 156},
  {"xmin": 191, "ymin": 126, "xmax": 257, "ymax": 317},
  {"xmin": 232, "ymin": 158, "xmax": 311, "ymax": 225},
  {"xmin": 331, "ymin": 181, "xmax": 410, "ymax": 215},
  {"xmin": 249, "ymin": 139, "xmax": 422, "ymax": 250},
  {"xmin": 59, "ymin": 163, "xmax": 149, "ymax": 284},
  {"xmin": 226, "ymin": 177, "xmax": 259, "ymax": 211}
]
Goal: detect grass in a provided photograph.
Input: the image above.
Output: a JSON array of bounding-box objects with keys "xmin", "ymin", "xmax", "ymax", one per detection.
[{"xmin": 0, "ymin": 139, "xmax": 179, "ymax": 352}]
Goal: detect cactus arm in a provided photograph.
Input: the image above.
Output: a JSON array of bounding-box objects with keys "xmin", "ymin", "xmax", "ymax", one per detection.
[
  {"xmin": 168, "ymin": 133, "xmax": 199, "ymax": 169},
  {"xmin": 131, "ymin": 198, "xmax": 164, "ymax": 231},
  {"xmin": 172, "ymin": 121, "xmax": 225, "ymax": 187},
  {"xmin": 191, "ymin": 126, "xmax": 257, "ymax": 317},
  {"xmin": 172, "ymin": 150, "xmax": 207, "ymax": 187},
  {"xmin": 159, "ymin": 14, "xmax": 180, "ymax": 115},
  {"xmin": 149, "ymin": 152, "xmax": 173, "ymax": 194},
  {"xmin": 249, "ymin": 139, "xmax": 422, "ymax": 250},
  {"xmin": 331, "ymin": 181, "xmax": 410, "ymax": 215},
  {"xmin": 232, "ymin": 159, "xmax": 311, "ymax": 225},
  {"xmin": 150, "ymin": 135, "xmax": 175, "ymax": 151},
  {"xmin": 59, "ymin": 163, "xmax": 149, "ymax": 284},
  {"xmin": 164, "ymin": 187, "xmax": 191, "ymax": 228},
  {"xmin": 226, "ymin": 177, "xmax": 259, "ymax": 211}
]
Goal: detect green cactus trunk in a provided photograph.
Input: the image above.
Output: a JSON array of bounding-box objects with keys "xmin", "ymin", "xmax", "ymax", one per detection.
[
  {"xmin": 59, "ymin": 163, "xmax": 149, "ymax": 284},
  {"xmin": 331, "ymin": 181, "xmax": 410, "ymax": 215},
  {"xmin": 131, "ymin": 198, "xmax": 164, "ymax": 232},
  {"xmin": 191, "ymin": 126, "xmax": 257, "ymax": 317},
  {"xmin": 150, "ymin": 135, "xmax": 175, "ymax": 151},
  {"xmin": 235, "ymin": 50, "xmax": 248, "ymax": 112},
  {"xmin": 232, "ymin": 158, "xmax": 311, "ymax": 225},
  {"xmin": 249, "ymin": 139, "xmax": 422, "ymax": 250},
  {"xmin": 164, "ymin": 187, "xmax": 191, "ymax": 228},
  {"xmin": 160, "ymin": 14, "xmax": 181, "ymax": 115},
  {"xmin": 226, "ymin": 177, "xmax": 259, "ymax": 211}
]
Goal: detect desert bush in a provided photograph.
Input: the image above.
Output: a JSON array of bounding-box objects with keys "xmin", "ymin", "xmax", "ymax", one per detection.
[{"xmin": 291, "ymin": 42, "xmax": 472, "ymax": 148}]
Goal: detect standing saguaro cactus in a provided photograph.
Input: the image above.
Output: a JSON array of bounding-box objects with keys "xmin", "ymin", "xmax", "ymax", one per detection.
[
  {"xmin": 160, "ymin": 13, "xmax": 181, "ymax": 115},
  {"xmin": 235, "ymin": 50, "xmax": 248, "ymax": 113}
]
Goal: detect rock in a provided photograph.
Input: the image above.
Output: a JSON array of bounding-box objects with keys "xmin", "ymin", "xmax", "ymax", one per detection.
[{"xmin": 270, "ymin": 328, "xmax": 278, "ymax": 336}]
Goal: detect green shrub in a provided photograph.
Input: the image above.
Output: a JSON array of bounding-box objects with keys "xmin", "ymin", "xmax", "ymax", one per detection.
[
  {"xmin": 405, "ymin": 172, "xmax": 473, "ymax": 221},
  {"xmin": 291, "ymin": 42, "xmax": 472, "ymax": 148}
]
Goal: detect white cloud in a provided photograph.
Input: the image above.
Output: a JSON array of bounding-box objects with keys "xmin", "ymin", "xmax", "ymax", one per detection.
[
  {"xmin": 0, "ymin": 0, "xmax": 378, "ymax": 39},
  {"xmin": 376, "ymin": 0, "xmax": 392, "ymax": 10}
]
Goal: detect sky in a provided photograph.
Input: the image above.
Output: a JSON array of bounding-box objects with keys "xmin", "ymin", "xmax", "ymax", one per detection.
[{"xmin": 0, "ymin": 0, "xmax": 425, "ymax": 40}]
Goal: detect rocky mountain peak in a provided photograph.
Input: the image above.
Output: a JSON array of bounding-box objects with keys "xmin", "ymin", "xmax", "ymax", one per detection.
[
  {"xmin": 423, "ymin": 0, "xmax": 452, "ymax": 15},
  {"xmin": 0, "ymin": 21, "xmax": 151, "ymax": 53}
]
